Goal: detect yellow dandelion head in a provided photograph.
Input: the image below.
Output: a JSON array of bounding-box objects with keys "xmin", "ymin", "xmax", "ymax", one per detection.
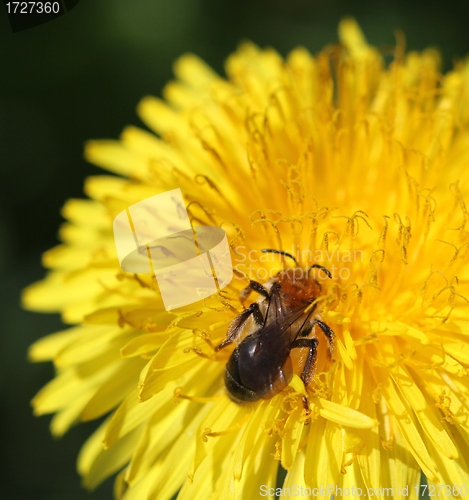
[{"xmin": 24, "ymin": 19, "xmax": 469, "ymax": 498}]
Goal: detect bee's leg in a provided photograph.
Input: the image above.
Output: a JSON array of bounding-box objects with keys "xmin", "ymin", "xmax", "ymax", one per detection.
[
  {"xmin": 290, "ymin": 337, "xmax": 318, "ymax": 426},
  {"xmin": 239, "ymin": 280, "xmax": 270, "ymax": 304},
  {"xmin": 312, "ymin": 319, "xmax": 335, "ymax": 358},
  {"xmin": 215, "ymin": 302, "xmax": 264, "ymax": 351},
  {"xmin": 291, "ymin": 337, "xmax": 319, "ymax": 386}
]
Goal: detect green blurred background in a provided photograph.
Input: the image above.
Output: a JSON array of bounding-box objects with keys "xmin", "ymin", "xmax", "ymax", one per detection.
[{"xmin": 1, "ymin": 0, "xmax": 468, "ymax": 498}]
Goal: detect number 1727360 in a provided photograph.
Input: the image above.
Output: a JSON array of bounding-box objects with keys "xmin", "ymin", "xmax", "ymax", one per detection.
[
  {"xmin": 416, "ymin": 484, "xmax": 469, "ymax": 497},
  {"xmin": 5, "ymin": 2, "xmax": 61, "ymax": 14}
]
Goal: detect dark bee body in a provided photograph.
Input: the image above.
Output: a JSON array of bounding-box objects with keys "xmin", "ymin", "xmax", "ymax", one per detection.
[{"xmin": 216, "ymin": 250, "xmax": 335, "ymax": 404}]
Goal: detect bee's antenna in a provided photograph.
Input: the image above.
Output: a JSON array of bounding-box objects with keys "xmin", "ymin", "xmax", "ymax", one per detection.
[
  {"xmin": 261, "ymin": 249, "xmax": 298, "ymax": 265},
  {"xmin": 308, "ymin": 264, "xmax": 332, "ymax": 279}
]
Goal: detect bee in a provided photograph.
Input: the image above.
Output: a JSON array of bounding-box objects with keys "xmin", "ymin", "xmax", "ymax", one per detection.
[{"xmin": 216, "ymin": 249, "xmax": 335, "ymax": 406}]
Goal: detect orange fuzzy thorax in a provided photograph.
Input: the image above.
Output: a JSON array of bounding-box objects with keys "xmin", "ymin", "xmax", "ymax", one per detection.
[{"xmin": 276, "ymin": 268, "xmax": 322, "ymax": 312}]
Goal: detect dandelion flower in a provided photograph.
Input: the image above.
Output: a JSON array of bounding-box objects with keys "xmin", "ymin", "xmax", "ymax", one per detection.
[{"xmin": 25, "ymin": 19, "xmax": 469, "ymax": 499}]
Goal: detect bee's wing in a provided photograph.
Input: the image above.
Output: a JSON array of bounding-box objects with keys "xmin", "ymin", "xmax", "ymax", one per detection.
[
  {"xmin": 262, "ymin": 282, "xmax": 286, "ymax": 327},
  {"xmin": 237, "ymin": 307, "xmax": 308, "ymax": 398}
]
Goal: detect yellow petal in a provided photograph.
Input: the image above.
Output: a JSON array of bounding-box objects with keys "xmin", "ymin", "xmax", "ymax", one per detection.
[
  {"xmin": 376, "ymin": 366, "xmax": 439, "ymax": 482},
  {"xmin": 84, "ymin": 140, "xmax": 151, "ymax": 179},
  {"xmin": 81, "ymin": 357, "xmax": 145, "ymax": 421},
  {"xmin": 338, "ymin": 18, "xmax": 369, "ymax": 57},
  {"xmin": 281, "ymin": 402, "xmax": 305, "ymax": 470},
  {"xmin": 120, "ymin": 333, "xmax": 166, "ymax": 358},
  {"xmin": 80, "ymin": 426, "xmax": 141, "ymax": 490},
  {"xmin": 305, "ymin": 417, "xmax": 335, "ymax": 497},
  {"xmin": 191, "ymin": 396, "xmax": 247, "ymax": 479},
  {"xmin": 173, "ymin": 54, "xmax": 220, "ymax": 89},
  {"xmin": 104, "ymin": 386, "xmax": 169, "ymax": 449},
  {"xmin": 282, "ymin": 450, "xmax": 310, "ymax": 499},
  {"xmin": 391, "ymin": 364, "xmax": 459, "ymax": 459},
  {"xmin": 28, "ymin": 326, "xmax": 79, "ymax": 362},
  {"xmin": 315, "ymin": 398, "xmax": 378, "ymax": 429},
  {"xmin": 137, "ymin": 96, "xmax": 184, "ymax": 135},
  {"xmin": 61, "ymin": 198, "xmax": 109, "ymax": 228}
]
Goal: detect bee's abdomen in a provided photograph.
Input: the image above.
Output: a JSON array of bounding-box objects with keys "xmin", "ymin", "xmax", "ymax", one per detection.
[{"xmin": 224, "ymin": 348, "xmax": 260, "ymax": 404}]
